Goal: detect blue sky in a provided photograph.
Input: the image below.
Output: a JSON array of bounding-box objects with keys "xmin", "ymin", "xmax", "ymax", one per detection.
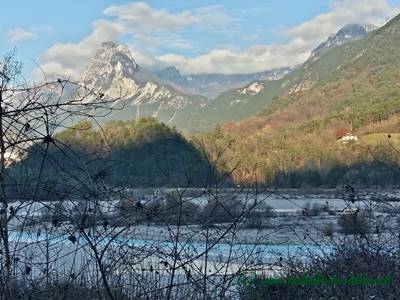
[{"xmin": 1, "ymin": 0, "xmax": 400, "ymax": 78}]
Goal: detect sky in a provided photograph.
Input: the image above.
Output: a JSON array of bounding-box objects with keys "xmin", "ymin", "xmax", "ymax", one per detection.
[{"xmin": 1, "ymin": 0, "xmax": 400, "ymax": 79}]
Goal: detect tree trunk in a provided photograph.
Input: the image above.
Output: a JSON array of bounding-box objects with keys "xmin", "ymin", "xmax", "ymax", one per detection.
[{"xmin": 0, "ymin": 91, "xmax": 11, "ymax": 298}]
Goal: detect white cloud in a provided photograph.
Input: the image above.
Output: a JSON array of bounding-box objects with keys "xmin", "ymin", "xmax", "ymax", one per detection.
[
  {"xmin": 7, "ymin": 26, "xmax": 54, "ymax": 43},
  {"xmin": 7, "ymin": 28, "xmax": 37, "ymax": 42},
  {"xmin": 103, "ymin": 2, "xmax": 234, "ymax": 33},
  {"xmin": 159, "ymin": 45, "xmax": 309, "ymax": 75},
  {"xmin": 104, "ymin": 2, "xmax": 193, "ymax": 32}
]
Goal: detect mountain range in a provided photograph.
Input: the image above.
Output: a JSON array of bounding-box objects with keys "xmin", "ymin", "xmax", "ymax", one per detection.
[
  {"xmin": 155, "ymin": 66, "xmax": 292, "ymax": 98},
  {"xmin": 83, "ymin": 41, "xmax": 208, "ymax": 126},
  {"xmin": 82, "ymin": 22, "xmax": 382, "ymax": 132}
]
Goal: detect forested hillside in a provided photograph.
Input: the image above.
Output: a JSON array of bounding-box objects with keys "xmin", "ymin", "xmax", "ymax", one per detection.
[
  {"xmin": 197, "ymin": 14, "xmax": 400, "ymax": 188},
  {"xmin": 13, "ymin": 118, "xmax": 212, "ymax": 188}
]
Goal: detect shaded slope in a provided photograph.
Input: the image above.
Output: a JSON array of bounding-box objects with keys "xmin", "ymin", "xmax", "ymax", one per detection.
[{"xmin": 12, "ymin": 118, "xmax": 213, "ymax": 188}]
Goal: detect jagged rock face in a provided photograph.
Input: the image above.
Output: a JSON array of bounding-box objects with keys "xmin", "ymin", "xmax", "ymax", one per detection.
[
  {"xmin": 309, "ymin": 23, "xmax": 378, "ymax": 60},
  {"xmin": 84, "ymin": 41, "xmax": 139, "ymax": 98},
  {"xmin": 238, "ymin": 82, "xmax": 264, "ymax": 96},
  {"xmin": 82, "ymin": 41, "xmax": 187, "ymax": 107}
]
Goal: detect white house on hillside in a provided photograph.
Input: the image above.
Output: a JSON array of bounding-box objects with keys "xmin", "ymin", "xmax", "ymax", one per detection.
[{"xmin": 338, "ymin": 133, "xmax": 358, "ymax": 143}]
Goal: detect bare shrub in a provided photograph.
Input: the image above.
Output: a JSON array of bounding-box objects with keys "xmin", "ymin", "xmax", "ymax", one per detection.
[
  {"xmin": 337, "ymin": 211, "xmax": 370, "ymax": 235},
  {"xmin": 322, "ymin": 221, "xmax": 334, "ymax": 237},
  {"xmin": 245, "ymin": 203, "xmax": 276, "ymax": 229},
  {"xmin": 200, "ymin": 195, "xmax": 242, "ymax": 226},
  {"xmin": 302, "ymin": 202, "xmax": 324, "ymax": 217}
]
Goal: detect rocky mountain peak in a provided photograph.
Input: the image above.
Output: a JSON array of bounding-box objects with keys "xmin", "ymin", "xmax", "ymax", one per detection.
[
  {"xmin": 335, "ymin": 23, "xmax": 376, "ymax": 39},
  {"xmin": 309, "ymin": 23, "xmax": 378, "ymax": 60},
  {"xmin": 83, "ymin": 41, "xmax": 138, "ymax": 94},
  {"xmin": 97, "ymin": 41, "xmax": 137, "ymax": 67}
]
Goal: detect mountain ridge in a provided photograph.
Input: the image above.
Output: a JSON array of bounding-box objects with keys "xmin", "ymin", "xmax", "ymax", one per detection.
[
  {"xmin": 155, "ymin": 66, "xmax": 292, "ymax": 98},
  {"xmin": 80, "ymin": 21, "xmax": 384, "ymax": 132},
  {"xmin": 308, "ymin": 23, "xmax": 378, "ymax": 61}
]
